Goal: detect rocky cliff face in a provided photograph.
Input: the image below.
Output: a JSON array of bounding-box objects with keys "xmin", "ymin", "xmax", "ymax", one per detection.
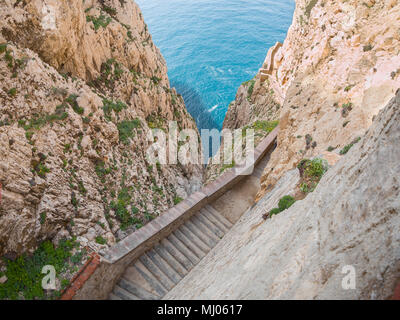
[
  {"xmin": 0, "ymin": 0, "xmax": 203, "ymax": 258},
  {"xmin": 223, "ymin": 0, "xmax": 400, "ymax": 199},
  {"xmin": 166, "ymin": 89, "xmax": 400, "ymax": 300}
]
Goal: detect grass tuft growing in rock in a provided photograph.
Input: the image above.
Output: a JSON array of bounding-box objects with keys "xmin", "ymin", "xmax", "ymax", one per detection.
[
  {"xmin": 173, "ymin": 196, "xmax": 183, "ymax": 205},
  {"xmin": 297, "ymin": 158, "xmax": 328, "ymax": 194},
  {"xmin": 117, "ymin": 119, "xmax": 141, "ymax": 145},
  {"xmin": 7, "ymin": 88, "xmax": 17, "ymax": 97},
  {"xmin": 110, "ymin": 187, "xmax": 141, "ymax": 230},
  {"xmin": 340, "ymin": 137, "xmax": 361, "ymax": 155},
  {"xmin": 102, "ymin": 99, "xmax": 127, "ymax": 121},
  {"xmin": 86, "ymin": 14, "xmax": 112, "ymax": 31},
  {"xmin": 267, "ymin": 195, "xmax": 296, "ymax": 218},
  {"xmin": 0, "ymin": 43, "xmax": 7, "ymax": 54},
  {"xmin": 65, "ymin": 94, "xmax": 84, "ymax": 115}
]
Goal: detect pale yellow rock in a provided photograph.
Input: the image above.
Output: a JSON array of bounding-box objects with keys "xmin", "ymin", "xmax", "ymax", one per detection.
[{"xmin": 321, "ymin": 151, "xmax": 341, "ymax": 167}]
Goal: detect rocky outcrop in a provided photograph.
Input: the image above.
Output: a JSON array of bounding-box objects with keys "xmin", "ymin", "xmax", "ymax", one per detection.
[
  {"xmin": 0, "ymin": 0, "xmax": 203, "ymax": 258},
  {"xmin": 222, "ymin": 77, "xmax": 281, "ymax": 130},
  {"xmin": 223, "ymin": 0, "xmax": 400, "ymax": 200},
  {"xmin": 165, "ymin": 89, "xmax": 400, "ymax": 300}
]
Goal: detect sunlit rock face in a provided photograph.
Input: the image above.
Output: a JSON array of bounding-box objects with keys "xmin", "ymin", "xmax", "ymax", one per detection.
[
  {"xmin": 0, "ymin": 0, "xmax": 203, "ymax": 257},
  {"xmin": 223, "ymin": 0, "xmax": 400, "ymax": 199}
]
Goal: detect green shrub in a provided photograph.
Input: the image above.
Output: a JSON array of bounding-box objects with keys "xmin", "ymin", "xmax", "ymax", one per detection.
[
  {"xmin": 102, "ymin": 6, "xmax": 117, "ymax": 16},
  {"xmin": 252, "ymin": 120, "xmax": 279, "ymax": 133},
  {"xmin": 66, "ymin": 94, "xmax": 84, "ymax": 115},
  {"xmin": 278, "ymin": 195, "xmax": 296, "ymax": 211},
  {"xmin": 95, "ymin": 160, "xmax": 112, "ymax": 183},
  {"xmin": 151, "ymin": 76, "xmax": 161, "ymax": 84},
  {"xmin": 344, "ymin": 85, "xmax": 354, "ymax": 92},
  {"xmin": 86, "ymin": 14, "xmax": 112, "ymax": 31},
  {"xmin": 131, "ymin": 206, "xmax": 139, "ymax": 215},
  {"xmin": 305, "ymin": 0, "xmax": 318, "ymax": 18},
  {"xmin": 173, "ymin": 197, "xmax": 183, "ymax": 205},
  {"xmin": 102, "ymin": 99, "xmax": 127, "ymax": 121},
  {"xmin": 0, "ymin": 43, "xmax": 7, "ymax": 54},
  {"xmin": 102, "ymin": 99, "xmax": 126, "ymax": 120},
  {"xmin": 71, "ymin": 192, "xmax": 78, "ymax": 208},
  {"xmin": 40, "ymin": 212, "xmax": 46, "ymax": 225},
  {"xmin": 363, "ymin": 44, "xmax": 373, "ymax": 52},
  {"xmin": 341, "ymin": 102, "xmax": 353, "ymax": 117},
  {"xmin": 34, "ymin": 162, "xmax": 50, "ymax": 178},
  {"xmin": 95, "ymin": 236, "xmax": 107, "ymax": 245},
  {"xmin": 306, "ymin": 158, "xmax": 327, "ymax": 178},
  {"xmin": 297, "ymin": 158, "xmax": 328, "ymax": 194},
  {"xmin": 8, "ymin": 88, "xmax": 17, "ymax": 97},
  {"xmin": 93, "ymin": 59, "xmax": 124, "ymax": 89},
  {"xmin": 269, "ymin": 195, "xmax": 296, "ymax": 217},
  {"xmin": 269, "ymin": 208, "xmax": 282, "ymax": 216},
  {"xmin": 110, "ymin": 187, "xmax": 140, "ymax": 230},
  {"xmin": 117, "ymin": 119, "xmax": 141, "ymax": 145},
  {"xmin": 241, "ymin": 78, "xmax": 256, "ymax": 102},
  {"xmin": 340, "ymin": 137, "xmax": 361, "ymax": 155},
  {"xmin": 0, "ymin": 239, "xmax": 79, "ymax": 300}
]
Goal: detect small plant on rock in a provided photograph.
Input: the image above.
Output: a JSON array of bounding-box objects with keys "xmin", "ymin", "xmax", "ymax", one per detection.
[
  {"xmin": 297, "ymin": 158, "xmax": 328, "ymax": 194},
  {"xmin": 266, "ymin": 195, "xmax": 296, "ymax": 219},
  {"xmin": 340, "ymin": 137, "xmax": 361, "ymax": 155}
]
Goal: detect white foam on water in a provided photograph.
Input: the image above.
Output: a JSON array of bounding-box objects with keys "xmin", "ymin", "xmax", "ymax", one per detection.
[{"xmin": 208, "ymin": 104, "xmax": 219, "ymax": 112}]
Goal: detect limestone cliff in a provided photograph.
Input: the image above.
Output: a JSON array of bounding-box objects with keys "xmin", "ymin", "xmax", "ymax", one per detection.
[
  {"xmin": 223, "ymin": 0, "xmax": 400, "ymax": 200},
  {"xmin": 0, "ymin": 0, "xmax": 203, "ymax": 258},
  {"xmin": 166, "ymin": 89, "xmax": 400, "ymax": 300}
]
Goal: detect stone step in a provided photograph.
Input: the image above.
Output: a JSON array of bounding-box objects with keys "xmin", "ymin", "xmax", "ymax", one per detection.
[
  {"xmin": 125, "ymin": 261, "xmax": 167, "ymax": 297},
  {"xmin": 200, "ymin": 208, "xmax": 229, "ymax": 233},
  {"xmin": 179, "ymin": 223, "xmax": 211, "ymax": 253},
  {"xmin": 154, "ymin": 242, "xmax": 188, "ymax": 278},
  {"xmin": 174, "ymin": 227, "xmax": 208, "ymax": 257},
  {"xmin": 191, "ymin": 214, "xmax": 222, "ymax": 242},
  {"xmin": 165, "ymin": 234, "xmax": 200, "ymax": 266},
  {"xmin": 113, "ymin": 284, "xmax": 140, "ymax": 300},
  {"xmin": 139, "ymin": 253, "xmax": 175, "ymax": 290},
  {"xmin": 204, "ymin": 205, "xmax": 233, "ymax": 229},
  {"xmin": 146, "ymin": 249, "xmax": 182, "ymax": 285},
  {"xmin": 185, "ymin": 219, "xmax": 218, "ymax": 248},
  {"xmin": 194, "ymin": 212, "xmax": 225, "ymax": 239},
  {"xmin": 119, "ymin": 278, "xmax": 159, "ymax": 300}
]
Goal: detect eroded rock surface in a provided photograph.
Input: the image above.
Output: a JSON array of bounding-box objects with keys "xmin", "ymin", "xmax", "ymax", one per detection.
[{"xmin": 0, "ymin": 0, "xmax": 203, "ymax": 257}]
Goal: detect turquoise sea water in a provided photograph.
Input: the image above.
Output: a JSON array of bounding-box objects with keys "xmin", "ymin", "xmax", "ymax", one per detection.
[{"xmin": 136, "ymin": 0, "xmax": 295, "ymax": 131}]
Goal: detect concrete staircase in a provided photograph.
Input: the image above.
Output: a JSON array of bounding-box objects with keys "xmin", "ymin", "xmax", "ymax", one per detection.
[
  {"xmin": 109, "ymin": 205, "xmax": 232, "ymax": 300},
  {"xmin": 101, "ymin": 130, "xmax": 278, "ymax": 301}
]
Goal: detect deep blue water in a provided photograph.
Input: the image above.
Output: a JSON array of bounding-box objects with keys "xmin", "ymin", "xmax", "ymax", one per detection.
[{"xmin": 136, "ymin": 0, "xmax": 295, "ymax": 131}]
